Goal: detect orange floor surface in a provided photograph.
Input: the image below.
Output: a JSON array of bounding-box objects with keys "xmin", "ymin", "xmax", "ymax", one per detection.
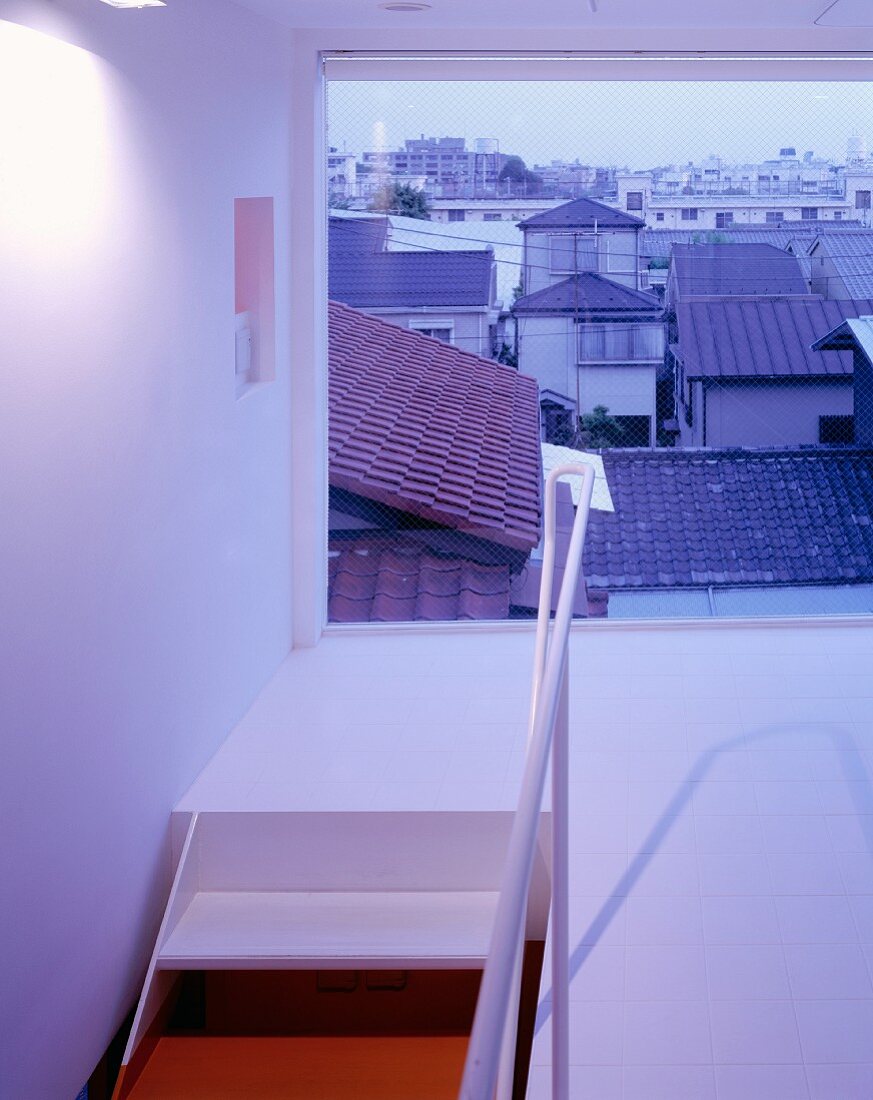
[{"xmin": 124, "ymin": 1035, "xmax": 469, "ymax": 1099}]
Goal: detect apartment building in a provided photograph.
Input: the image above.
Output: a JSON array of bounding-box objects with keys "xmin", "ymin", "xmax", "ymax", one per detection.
[{"xmin": 617, "ymin": 147, "xmax": 873, "ymax": 229}]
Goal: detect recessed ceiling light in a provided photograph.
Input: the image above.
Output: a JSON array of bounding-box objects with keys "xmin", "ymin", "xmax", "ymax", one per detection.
[
  {"xmin": 379, "ymin": 2, "xmax": 432, "ymax": 11},
  {"xmin": 98, "ymin": 0, "xmax": 166, "ymax": 8}
]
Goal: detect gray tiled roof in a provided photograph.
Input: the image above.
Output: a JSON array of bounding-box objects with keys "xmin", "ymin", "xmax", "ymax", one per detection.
[
  {"xmin": 519, "ymin": 197, "xmax": 645, "ymax": 230},
  {"xmin": 329, "ymin": 248, "xmax": 495, "ymax": 309},
  {"xmin": 676, "ymin": 297, "xmax": 873, "ymax": 379},
  {"xmin": 670, "ymin": 244, "xmax": 810, "ymax": 298},
  {"xmin": 513, "ymin": 273, "xmax": 663, "ymax": 318},
  {"xmin": 584, "ymin": 447, "xmax": 873, "ymax": 590}
]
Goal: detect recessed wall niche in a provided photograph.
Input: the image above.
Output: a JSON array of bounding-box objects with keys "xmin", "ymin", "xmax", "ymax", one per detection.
[{"xmin": 234, "ymin": 197, "xmax": 276, "ymax": 396}]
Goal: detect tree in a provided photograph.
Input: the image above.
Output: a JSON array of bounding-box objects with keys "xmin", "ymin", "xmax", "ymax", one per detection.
[
  {"xmin": 498, "ymin": 156, "xmax": 543, "ymax": 194},
  {"xmin": 367, "ymin": 183, "xmax": 430, "ymax": 220},
  {"xmin": 578, "ymin": 405, "xmax": 625, "ymax": 448}
]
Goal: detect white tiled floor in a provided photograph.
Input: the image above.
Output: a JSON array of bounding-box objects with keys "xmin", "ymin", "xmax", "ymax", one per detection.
[{"xmin": 177, "ymin": 620, "xmax": 873, "ymax": 1099}]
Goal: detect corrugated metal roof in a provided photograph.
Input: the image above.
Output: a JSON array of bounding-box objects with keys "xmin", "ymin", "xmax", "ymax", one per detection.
[
  {"xmin": 583, "ymin": 447, "xmax": 873, "ymax": 590},
  {"xmin": 329, "ymin": 300, "xmax": 542, "ymax": 552},
  {"xmin": 513, "ymin": 273, "xmax": 662, "ymax": 317},
  {"xmin": 519, "ymin": 196, "xmax": 645, "ymax": 230},
  {"xmin": 670, "ymin": 244, "xmax": 810, "ymax": 299},
  {"xmin": 677, "ymin": 297, "xmax": 873, "ymax": 379}
]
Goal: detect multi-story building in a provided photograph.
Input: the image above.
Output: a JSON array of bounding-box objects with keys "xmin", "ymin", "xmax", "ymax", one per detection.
[
  {"xmin": 326, "ymin": 149, "xmax": 357, "ymax": 199},
  {"xmin": 616, "ymin": 146, "xmax": 873, "ymax": 229},
  {"xmin": 359, "ymin": 135, "xmax": 507, "ymax": 199}
]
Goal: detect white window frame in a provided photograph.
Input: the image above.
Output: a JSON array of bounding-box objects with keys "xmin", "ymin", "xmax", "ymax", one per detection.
[
  {"xmin": 294, "ymin": 48, "xmax": 873, "ymax": 641},
  {"xmin": 408, "ymin": 319, "xmax": 455, "ymax": 344}
]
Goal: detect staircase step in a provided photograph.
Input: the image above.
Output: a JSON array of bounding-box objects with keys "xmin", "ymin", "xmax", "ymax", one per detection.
[
  {"xmin": 123, "ymin": 1035, "xmax": 468, "ymax": 1099},
  {"xmin": 158, "ymin": 890, "xmax": 499, "ymax": 968}
]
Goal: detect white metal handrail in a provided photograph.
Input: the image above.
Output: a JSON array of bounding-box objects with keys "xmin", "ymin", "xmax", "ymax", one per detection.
[{"xmin": 459, "ymin": 463, "xmax": 596, "ymax": 1100}]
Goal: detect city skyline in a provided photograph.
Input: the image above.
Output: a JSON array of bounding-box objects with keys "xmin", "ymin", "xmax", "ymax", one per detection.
[{"xmin": 328, "ymin": 80, "xmax": 873, "ymax": 172}]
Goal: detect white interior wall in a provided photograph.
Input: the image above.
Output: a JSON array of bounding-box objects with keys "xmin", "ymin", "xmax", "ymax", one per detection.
[{"xmin": 0, "ymin": 2, "xmax": 294, "ymax": 1095}]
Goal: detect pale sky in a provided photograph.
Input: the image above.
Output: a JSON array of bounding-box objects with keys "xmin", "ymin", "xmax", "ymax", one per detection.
[{"xmin": 327, "ymin": 81, "xmax": 873, "ymax": 170}]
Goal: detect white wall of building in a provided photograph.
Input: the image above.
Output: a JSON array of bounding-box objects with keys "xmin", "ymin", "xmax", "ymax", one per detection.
[
  {"xmin": 699, "ymin": 380, "xmax": 853, "ymax": 447},
  {"xmin": 0, "ymin": 3, "xmax": 294, "ymax": 1095},
  {"xmin": 517, "ymin": 316, "xmax": 577, "ymax": 396},
  {"xmin": 362, "ymin": 308, "xmax": 494, "ymax": 357}
]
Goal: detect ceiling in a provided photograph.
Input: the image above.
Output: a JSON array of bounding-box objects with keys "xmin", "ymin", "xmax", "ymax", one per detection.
[{"xmin": 229, "ymin": 0, "xmax": 873, "ymax": 31}]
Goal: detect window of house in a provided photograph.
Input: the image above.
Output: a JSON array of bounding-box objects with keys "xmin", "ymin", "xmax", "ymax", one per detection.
[
  {"xmin": 820, "ymin": 415, "xmax": 855, "ymax": 444},
  {"xmin": 856, "ymin": 190, "xmax": 871, "ymax": 210},
  {"xmin": 681, "ymin": 208, "xmax": 698, "ymax": 221},
  {"xmin": 448, "ymin": 209, "xmax": 465, "ymax": 221},
  {"xmin": 716, "ymin": 212, "xmax": 735, "ymax": 228},
  {"xmin": 801, "ymin": 207, "xmax": 819, "ymax": 219},
  {"xmin": 765, "ymin": 211, "xmax": 784, "ymax": 223},
  {"xmin": 655, "ymin": 212, "xmax": 665, "ymax": 222},
  {"xmin": 409, "ymin": 323, "xmax": 453, "ymax": 343},
  {"xmin": 834, "ymin": 210, "xmax": 844, "ymax": 220},
  {"xmin": 626, "ymin": 191, "xmax": 644, "ymax": 211},
  {"xmin": 484, "ymin": 213, "xmax": 502, "ymax": 221},
  {"xmin": 550, "ymin": 234, "xmax": 598, "ymax": 273},
  {"xmin": 578, "ymin": 323, "xmax": 665, "ymax": 362}
]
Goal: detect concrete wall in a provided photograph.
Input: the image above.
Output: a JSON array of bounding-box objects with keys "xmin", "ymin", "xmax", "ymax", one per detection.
[
  {"xmin": 579, "ymin": 363, "xmax": 658, "ymax": 424},
  {"xmin": 701, "ymin": 380, "xmax": 853, "ymax": 447},
  {"xmin": 0, "ymin": 3, "xmax": 294, "ymax": 1095}
]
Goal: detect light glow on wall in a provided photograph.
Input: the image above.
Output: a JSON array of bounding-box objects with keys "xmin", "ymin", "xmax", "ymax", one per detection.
[
  {"xmin": 0, "ymin": 19, "xmax": 110, "ymax": 251},
  {"xmin": 99, "ymin": 0, "xmax": 166, "ymax": 8}
]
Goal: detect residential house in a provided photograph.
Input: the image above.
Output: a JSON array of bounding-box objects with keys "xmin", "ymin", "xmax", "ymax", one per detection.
[
  {"xmin": 10, "ymin": 4, "xmax": 873, "ymax": 1099},
  {"xmin": 328, "ymin": 215, "xmax": 503, "ymax": 357},
  {"xmin": 672, "ymin": 296, "xmax": 873, "ymax": 447},
  {"xmin": 807, "ymin": 229, "xmax": 873, "ymax": 300},
  {"xmin": 813, "ymin": 314, "xmax": 873, "ymax": 444},
  {"xmin": 513, "ymin": 197, "xmax": 666, "ymax": 446}
]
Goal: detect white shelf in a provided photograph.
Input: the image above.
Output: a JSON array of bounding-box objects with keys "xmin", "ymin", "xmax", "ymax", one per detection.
[{"xmin": 158, "ymin": 889, "xmax": 499, "ymax": 969}]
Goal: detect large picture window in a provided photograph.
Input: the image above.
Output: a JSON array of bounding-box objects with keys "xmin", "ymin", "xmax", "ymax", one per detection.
[{"xmin": 325, "ymin": 69, "xmax": 873, "ymax": 623}]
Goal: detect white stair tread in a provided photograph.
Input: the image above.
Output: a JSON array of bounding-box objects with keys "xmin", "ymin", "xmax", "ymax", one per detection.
[{"xmin": 158, "ymin": 890, "xmax": 499, "ymax": 967}]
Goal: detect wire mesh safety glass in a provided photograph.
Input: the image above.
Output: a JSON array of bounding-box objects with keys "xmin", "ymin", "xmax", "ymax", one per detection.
[{"xmin": 325, "ymin": 67, "xmax": 873, "ymax": 624}]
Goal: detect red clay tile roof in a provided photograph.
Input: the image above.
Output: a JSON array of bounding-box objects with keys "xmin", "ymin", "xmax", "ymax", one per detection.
[
  {"xmin": 328, "ymin": 539, "xmax": 609, "ymax": 623},
  {"xmin": 329, "ymin": 544, "xmax": 512, "ymax": 622},
  {"xmin": 329, "ymin": 300, "xmax": 542, "ymax": 551}
]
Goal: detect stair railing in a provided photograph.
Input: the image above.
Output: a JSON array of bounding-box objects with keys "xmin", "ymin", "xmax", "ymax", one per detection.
[{"xmin": 459, "ymin": 463, "xmax": 595, "ymax": 1100}]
